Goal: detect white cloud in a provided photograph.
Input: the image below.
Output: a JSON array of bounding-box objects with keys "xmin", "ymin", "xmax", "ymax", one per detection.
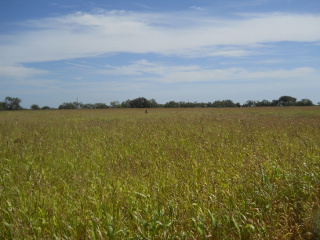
[
  {"xmin": 209, "ymin": 50, "xmax": 250, "ymax": 57},
  {"xmin": 1, "ymin": 11, "xmax": 320, "ymax": 65},
  {"xmin": 163, "ymin": 67, "xmax": 316, "ymax": 83},
  {"xmin": 97, "ymin": 60, "xmax": 316, "ymax": 83},
  {"xmin": 101, "ymin": 60, "xmax": 199, "ymax": 76},
  {"xmin": 64, "ymin": 62, "xmax": 96, "ymax": 69},
  {"xmin": 0, "ymin": 64, "xmax": 49, "ymax": 79},
  {"xmin": 243, "ymin": 67, "xmax": 315, "ymax": 79},
  {"xmin": 189, "ymin": 6, "xmax": 206, "ymax": 11}
]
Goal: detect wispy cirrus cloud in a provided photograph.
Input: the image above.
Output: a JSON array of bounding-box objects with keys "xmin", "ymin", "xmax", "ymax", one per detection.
[
  {"xmin": 1, "ymin": 9, "xmax": 320, "ymax": 92},
  {"xmin": 97, "ymin": 60, "xmax": 316, "ymax": 83},
  {"xmin": 0, "ymin": 64, "xmax": 49, "ymax": 79},
  {"xmin": 101, "ymin": 60, "xmax": 199, "ymax": 76},
  {"xmin": 1, "ymin": 10, "xmax": 320, "ymax": 66}
]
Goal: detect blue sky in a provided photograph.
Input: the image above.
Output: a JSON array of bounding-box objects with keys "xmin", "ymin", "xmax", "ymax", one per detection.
[{"xmin": 1, "ymin": 0, "xmax": 320, "ymax": 108}]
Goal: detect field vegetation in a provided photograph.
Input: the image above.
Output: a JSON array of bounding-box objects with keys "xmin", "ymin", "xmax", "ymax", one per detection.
[{"xmin": 0, "ymin": 107, "xmax": 320, "ymax": 239}]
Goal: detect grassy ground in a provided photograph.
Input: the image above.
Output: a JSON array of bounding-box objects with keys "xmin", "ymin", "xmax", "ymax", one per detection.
[{"xmin": 0, "ymin": 107, "xmax": 320, "ymax": 239}]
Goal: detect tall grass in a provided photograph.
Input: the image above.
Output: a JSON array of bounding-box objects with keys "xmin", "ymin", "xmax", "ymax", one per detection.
[{"xmin": 0, "ymin": 107, "xmax": 320, "ymax": 239}]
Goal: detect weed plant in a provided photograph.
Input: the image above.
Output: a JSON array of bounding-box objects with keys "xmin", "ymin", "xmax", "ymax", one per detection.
[{"xmin": 0, "ymin": 107, "xmax": 320, "ymax": 239}]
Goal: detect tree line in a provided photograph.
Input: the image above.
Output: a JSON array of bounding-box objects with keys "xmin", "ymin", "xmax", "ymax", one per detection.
[{"xmin": 0, "ymin": 96, "xmax": 317, "ymax": 111}]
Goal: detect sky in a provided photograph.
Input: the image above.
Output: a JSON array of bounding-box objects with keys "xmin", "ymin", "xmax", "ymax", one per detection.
[{"xmin": 1, "ymin": 0, "xmax": 320, "ymax": 108}]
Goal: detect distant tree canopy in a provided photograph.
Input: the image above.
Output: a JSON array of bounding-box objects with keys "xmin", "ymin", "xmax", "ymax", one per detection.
[
  {"xmin": 120, "ymin": 96, "xmax": 312, "ymax": 108},
  {"xmin": 164, "ymin": 101, "xmax": 181, "ymax": 108},
  {"xmin": 1, "ymin": 97, "xmax": 23, "ymax": 110},
  {"xmin": 278, "ymin": 96, "xmax": 297, "ymax": 106},
  {"xmin": 58, "ymin": 98, "xmax": 156, "ymax": 109},
  {"xmin": 0, "ymin": 95, "xmax": 316, "ymax": 111},
  {"xmin": 295, "ymin": 99, "xmax": 314, "ymax": 106},
  {"xmin": 110, "ymin": 101, "xmax": 121, "ymax": 108},
  {"xmin": 31, "ymin": 104, "xmax": 40, "ymax": 110},
  {"xmin": 210, "ymin": 100, "xmax": 240, "ymax": 108},
  {"xmin": 121, "ymin": 97, "xmax": 152, "ymax": 108},
  {"xmin": 242, "ymin": 100, "xmax": 274, "ymax": 107},
  {"xmin": 163, "ymin": 100, "xmax": 240, "ymax": 108},
  {"xmin": 58, "ymin": 102, "xmax": 109, "ymax": 110},
  {"xmin": 58, "ymin": 102, "xmax": 79, "ymax": 110},
  {"xmin": 242, "ymin": 96, "xmax": 313, "ymax": 107},
  {"xmin": 30, "ymin": 104, "xmax": 51, "ymax": 110}
]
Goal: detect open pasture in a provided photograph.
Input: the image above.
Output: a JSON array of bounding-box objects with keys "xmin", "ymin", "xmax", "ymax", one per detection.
[{"xmin": 0, "ymin": 107, "xmax": 320, "ymax": 239}]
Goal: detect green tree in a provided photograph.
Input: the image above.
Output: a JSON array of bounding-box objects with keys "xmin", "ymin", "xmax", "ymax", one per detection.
[
  {"xmin": 110, "ymin": 101, "xmax": 121, "ymax": 108},
  {"xmin": 271, "ymin": 99, "xmax": 280, "ymax": 106},
  {"xmin": 278, "ymin": 96, "xmax": 297, "ymax": 106},
  {"xmin": 80, "ymin": 103, "xmax": 95, "ymax": 109},
  {"xmin": 0, "ymin": 101, "xmax": 4, "ymax": 111},
  {"xmin": 59, "ymin": 102, "xmax": 80, "ymax": 109},
  {"xmin": 94, "ymin": 103, "xmax": 109, "ymax": 109},
  {"xmin": 31, "ymin": 104, "xmax": 40, "ymax": 110},
  {"xmin": 128, "ymin": 97, "xmax": 151, "ymax": 108},
  {"xmin": 164, "ymin": 101, "xmax": 180, "ymax": 108},
  {"xmin": 212, "ymin": 100, "xmax": 238, "ymax": 108},
  {"xmin": 149, "ymin": 98, "xmax": 158, "ymax": 108},
  {"xmin": 3, "ymin": 96, "xmax": 22, "ymax": 110},
  {"xmin": 296, "ymin": 99, "xmax": 313, "ymax": 106},
  {"xmin": 256, "ymin": 99, "xmax": 272, "ymax": 107},
  {"xmin": 242, "ymin": 100, "xmax": 256, "ymax": 107},
  {"xmin": 121, "ymin": 100, "xmax": 130, "ymax": 108}
]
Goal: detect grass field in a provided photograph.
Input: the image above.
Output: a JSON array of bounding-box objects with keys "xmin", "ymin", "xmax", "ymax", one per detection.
[{"xmin": 1, "ymin": 107, "xmax": 320, "ymax": 239}]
